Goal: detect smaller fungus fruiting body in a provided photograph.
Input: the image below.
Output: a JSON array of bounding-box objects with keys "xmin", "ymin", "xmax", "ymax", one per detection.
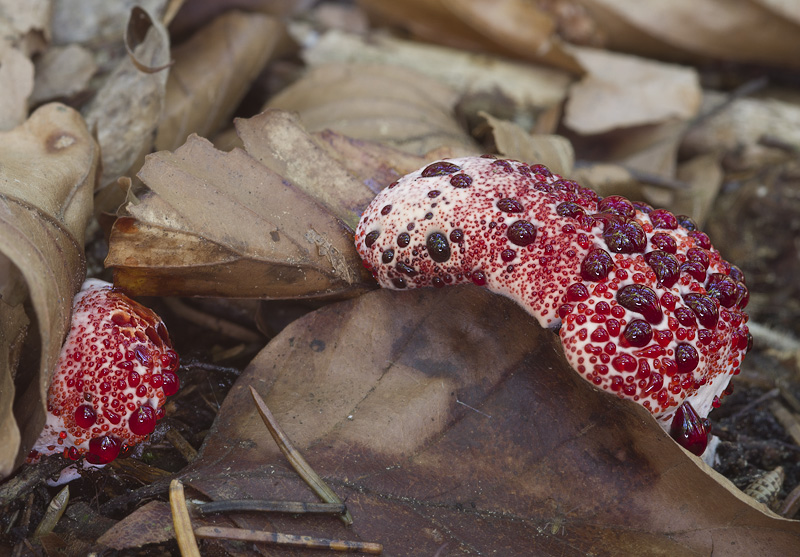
[
  {"xmin": 355, "ymin": 156, "xmax": 750, "ymax": 456},
  {"xmin": 29, "ymin": 279, "xmax": 179, "ymax": 471}
]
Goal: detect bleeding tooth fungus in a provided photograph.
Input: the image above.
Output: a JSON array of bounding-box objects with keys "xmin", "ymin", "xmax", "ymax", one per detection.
[
  {"xmin": 28, "ymin": 279, "xmax": 179, "ymax": 480},
  {"xmin": 355, "ymin": 156, "xmax": 750, "ymax": 457}
]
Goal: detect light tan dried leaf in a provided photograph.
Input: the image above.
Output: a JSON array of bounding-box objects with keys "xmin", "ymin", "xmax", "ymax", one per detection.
[
  {"xmin": 235, "ymin": 109, "xmax": 377, "ymax": 229},
  {"xmin": 479, "ymin": 111, "xmax": 574, "ymax": 176},
  {"xmin": 155, "ymin": 11, "xmax": 283, "ymax": 152},
  {"xmin": 300, "ymin": 29, "xmax": 573, "ymax": 122},
  {"xmin": 96, "ymin": 501, "xmax": 174, "ymax": 550},
  {"xmin": 0, "ymin": 103, "xmax": 99, "ymax": 477},
  {"xmin": 564, "ymin": 45, "xmax": 701, "ymax": 135},
  {"xmin": 30, "ymin": 44, "xmax": 98, "ymax": 105},
  {"xmin": 579, "ymin": 0, "xmax": 800, "ymax": 68},
  {"xmin": 84, "ymin": 6, "xmax": 169, "ymax": 197},
  {"xmin": 106, "ymin": 131, "xmax": 372, "ymax": 299},
  {"xmin": 0, "ymin": 47, "xmax": 34, "ymax": 130},
  {"xmin": 266, "ymin": 63, "xmax": 476, "ymax": 156},
  {"xmin": 0, "ymin": 300, "xmax": 27, "ymax": 478}
]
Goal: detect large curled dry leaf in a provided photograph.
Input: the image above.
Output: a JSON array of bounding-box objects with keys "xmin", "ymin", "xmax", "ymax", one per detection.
[
  {"xmin": 105, "ymin": 112, "xmax": 376, "ymax": 299},
  {"xmin": 579, "ymin": 0, "xmax": 800, "ymax": 69},
  {"xmin": 266, "ymin": 63, "xmax": 477, "ymax": 155},
  {"xmin": 181, "ymin": 287, "xmax": 800, "ymax": 555},
  {"xmin": 300, "ymin": 29, "xmax": 573, "ymax": 127},
  {"xmin": 0, "ymin": 103, "xmax": 99, "ymax": 476},
  {"xmin": 155, "ymin": 11, "xmax": 284, "ymax": 152}
]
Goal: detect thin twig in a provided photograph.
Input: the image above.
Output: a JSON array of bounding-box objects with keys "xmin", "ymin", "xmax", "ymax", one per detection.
[
  {"xmin": 194, "ymin": 526, "xmax": 383, "ymax": 554},
  {"xmin": 730, "ymin": 387, "xmax": 780, "ymax": 420},
  {"xmin": 192, "ymin": 499, "xmax": 346, "ymax": 516},
  {"xmin": 164, "ymin": 297, "xmax": 263, "ymax": 344},
  {"xmin": 249, "ymin": 386, "xmax": 353, "ymax": 526},
  {"xmin": 165, "ymin": 429, "xmax": 199, "ymax": 463},
  {"xmin": 170, "ymin": 479, "xmax": 200, "ymax": 557}
]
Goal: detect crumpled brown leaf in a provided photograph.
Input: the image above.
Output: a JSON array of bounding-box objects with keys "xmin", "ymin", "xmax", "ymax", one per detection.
[
  {"xmin": 182, "ymin": 286, "xmax": 800, "ymax": 555},
  {"xmin": 155, "ymin": 10, "xmax": 284, "ymax": 152},
  {"xmin": 564, "ymin": 46, "xmax": 701, "ymax": 135},
  {"xmin": 105, "ymin": 112, "xmax": 375, "ymax": 299},
  {"xmin": 0, "ymin": 103, "xmax": 99, "ymax": 477}
]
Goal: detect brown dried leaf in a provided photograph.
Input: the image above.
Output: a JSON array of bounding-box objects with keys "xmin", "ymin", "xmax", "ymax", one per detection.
[
  {"xmin": 479, "ymin": 111, "xmax": 574, "ymax": 176},
  {"xmin": 0, "ymin": 103, "xmax": 99, "ymax": 477},
  {"xmin": 84, "ymin": 6, "xmax": 170, "ymax": 195},
  {"xmin": 580, "ymin": 0, "xmax": 800, "ymax": 69},
  {"xmin": 564, "ymin": 46, "xmax": 701, "ymax": 135},
  {"xmin": 106, "ymin": 130, "xmax": 372, "ymax": 299},
  {"xmin": 357, "ymin": 0, "xmax": 581, "ymax": 71},
  {"xmin": 155, "ymin": 11, "xmax": 284, "ymax": 152},
  {"xmin": 301, "ymin": 30, "xmax": 573, "ymax": 125},
  {"xmin": 266, "ymin": 63, "xmax": 477, "ymax": 155},
  {"xmin": 96, "ymin": 501, "xmax": 173, "ymax": 550},
  {"xmin": 184, "ymin": 287, "xmax": 800, "ymax": 555},
  {"xmin": 235, "ymin": 109, "xmax": 380, "ymax": 229}
]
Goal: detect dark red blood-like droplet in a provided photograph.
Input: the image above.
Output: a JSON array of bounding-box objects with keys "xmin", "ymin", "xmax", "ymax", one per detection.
[
  {"xmin": 507, "ymin": 220, "xmax": 537, "ymax": 246},
  {"xmin": 617, "ymin": 284, "xmax": 663, "ymax": 324},
  {"xmin": 382, "ymin": 249, "xmax": 394, "ymax": 263},
  {"xmin": 689, "ymin": 231, "xmax": 711, "ymax": 249},
  {"xmin": 686, "ymin": 248, "xmax": 709, "ymax": 270},
  {"xmin": 735, "ymin": 282, "xmax": 749, "ymax": 309},
  {"xmin": 648, "ymin": 209, "xmax": 678, "ymax": 230},
  {"xmin": 676, "ymin": 215, "xmax": 698, "ymax": 231},
  {"xmin": 680, "ymin": 261, "xmax": 707, "ymax": 282},
  {"xmin": 556, "ymin": 202, "xmax": 586, "ymax": 219},
  {"xmin": 397, "ymin": 233, "xmax": 410, "ymax": 247},
  {"xmin": 580, "ymin": 248, "xmax": 614, "ymax": 281},
  {"xmin": 729, "ymin": 266, "xmax": 745, "ymax": 283},
  {"xmin": 162, "ymin": 371, "xmax": 179, "ymax": 396},
  {"xmin": 644, "ymin": 250, "xmax": 680, "ymax": 288},
  {"xmin": 598, "ymin": 195, "xmax": 635, "ymax": 219},
  {"xmin": 623, "ymin": 319, "xmax": 653, "ymax": 347},
  {"xmin": 611, "ymin": 354, "xmax": 637, "ymax": 372},
  {"xmin": 675, "ymin": 344, "xmax": 699, "ymax": 373},
  {"xmin": 129, "ymin": 405, "xmax": 157, "ymax": 436},
  {"xmin": 422, "ymin": 161, "xmax": 461, "ymax": 177},
  {"xmin": 682, "ymin": 293, "xmax": 719, "ymax": 328},
  {"xmin": 471, "ymin": 270, "xmax": 487, "ymax": 286},
  {"xmin": 500, "ymin": 249, "xmax": 516, "ymax": 262},
  {"xmin": 669, "ymin": 402, "xmax": 708, "ymax": 455},
  {"xmin": 426, "ymin": 232, "xmax": 451, "ymax": 263},
  {"xmin": 449, "ymin": 229, "xmax": 464, "ymax": 243},
  {"xmin": 86, "ymin": 435, "xmax": 121, "ymax": 464},
  {"xmin": 74, "ymin": 405, "xmax": 96, "ymax": 429},
  {"xmin": 392, "ymin": 277, "xmax": 406, "ymax": 289},
  {"xmin": 497, "ymin": 198, "xmax": 525, "ymax": 213},
  {"xmin": 650, "ymin": 233, "xmax": 677, "ymax": 253},
  {"xmin": 602, "ymin": 219, "xmax": 646, "ymax": 253},
  {"xmin": 160, "ymin": 349, "xmax": 179, "ymax": 372},
  {"xmin": 674, "ymin": 307, "xmax": 696, "ymax": 327},
  {"xmin": 396, "ymin": 262, "xmax": 417, "ymax": 276},
  {"xmin": 565, "ymin": 283, "xmax": 589, "ymax": 302},
  {"xmin": 450, "ymin": 173, "xmax": 472, "ymax": 188},
  {"xmin": 706, "ymin": 273, "xmax": 739, "ymax": 308},
  {"xmin": 365, "ymin": 230, "xmax": 379, "ymax": 248}
]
